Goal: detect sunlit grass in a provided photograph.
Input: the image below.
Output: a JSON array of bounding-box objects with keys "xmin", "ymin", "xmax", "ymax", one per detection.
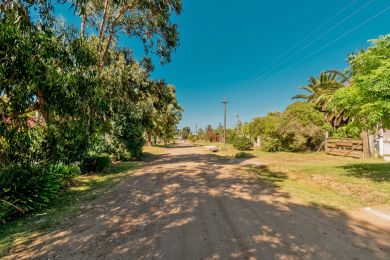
[{"xmin": 196, "ymin": 141, "xmax": 390, "ymax": 211}]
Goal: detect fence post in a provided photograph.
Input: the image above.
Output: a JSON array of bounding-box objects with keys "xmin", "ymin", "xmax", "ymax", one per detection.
[
  {"xmin": 362, "ymin": 130, "xmax": 370, "ymax": 159},
  {"xmin": 324, "ymin": 131, "xmax": 329, "ymax": 153}
]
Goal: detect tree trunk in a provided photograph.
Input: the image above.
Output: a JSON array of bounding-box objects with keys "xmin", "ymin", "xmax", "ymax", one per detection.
[
  {"xmin": 100, "ymin": 30, "xmax": 115, "ymax": 68},
  {"xmin": 80, "ymin": 14, "xmax": 86, "ymax": 37},
  {"xmin": 98, "ymin": 0, "xmax": 110, "ymax": 41},
  {"xmin": 147, "ymin": 132, "xmax": 153, "ymax": 146}
]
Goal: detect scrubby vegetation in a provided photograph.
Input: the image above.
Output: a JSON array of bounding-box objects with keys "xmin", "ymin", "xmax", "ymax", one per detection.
[
  {"xmin": 231, "ymin": 136, "xmax": 253, "ymax": 151},
  {"xmin": 242, "ymin": 102, "xmax": 330, "ymax": 152}
]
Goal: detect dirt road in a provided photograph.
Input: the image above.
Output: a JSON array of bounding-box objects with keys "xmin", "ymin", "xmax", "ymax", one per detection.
[{"xmin": 8, "ymin": 144, "xmax": 390, "ymax": 259}]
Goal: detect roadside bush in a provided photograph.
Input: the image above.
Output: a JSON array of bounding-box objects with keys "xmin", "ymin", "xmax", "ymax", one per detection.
[
  {"xmin": 279, "ymin": 102, "xmax": 331, "ymax": 152},
  {"xmin": 246, "ymin": 103, "xmax": 330, "ymax": 152},
  {"xmin": 0, "ymin": 163, "xmax": 80, "ymax": 223},
  {"xmin": 261, "ymin": 136, "xmax": 283, "ymax": 152},
  {"xmin": 234, "ymin": 152, "xmax": 253, "ymax": 159},
  {"xmin": 80, "ymin": 155, "xmax": 112, "ymax": 173},
  {"xmin": 0, "ymin": 121, "xmax": 44, "ymax": 167},
  {"xmin": 231, "ymin": 136, "xmax": 253, "ymax": 151},
  {"xmin": 50, "ymin": 163, "xmax": 81, "ymax": 187},
  {"xmin": 109, "ymin": 142, "xmax": 132, "ymax": 161}
]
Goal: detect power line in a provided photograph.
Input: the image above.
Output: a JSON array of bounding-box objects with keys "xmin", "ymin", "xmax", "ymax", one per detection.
[
  {"xmin": 239, "ymin": 0, "xmax": 374, "ymax": 89},
  {"xmin": 264, "ymin": 5, "xmax": 390, "ymax": 82},
  {"xmin": 238, "ymin": 0, "xmax": 358, "ymax": 88},
  {"xmin": 260, "ymin": 0, "xmax": 374, "ymax": 79}
]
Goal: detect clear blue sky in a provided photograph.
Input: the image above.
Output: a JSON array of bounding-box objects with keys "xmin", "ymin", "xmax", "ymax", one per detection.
[{"xmin": 56, "ymin": 0, "xmax": 390, "ymax": 131}]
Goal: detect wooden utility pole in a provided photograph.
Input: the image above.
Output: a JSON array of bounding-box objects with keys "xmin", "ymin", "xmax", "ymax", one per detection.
[{"xmin": 222, "ymin": 97, "xmax": 229, "ymax": 145}]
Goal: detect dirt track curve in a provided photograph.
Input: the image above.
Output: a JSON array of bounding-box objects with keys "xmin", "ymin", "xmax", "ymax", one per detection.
[{"xmin": 7, "ymin": 143, "xmax": 390, "ymax": 259}]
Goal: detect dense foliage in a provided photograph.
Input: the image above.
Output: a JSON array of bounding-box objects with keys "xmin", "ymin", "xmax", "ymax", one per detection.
[
  {"xmin": 0, "ymin": 163, "xmax": 80, "ymax": 222},
  {"xmin": 243, "ymin": 103, "xmax": 330, "ymax": 152},
  {"xmin": 333, "ymin": 35, "xmax": 390, "ymax": 129},
  {"xmin": 180, "ymin": 127, "xmax": 191, "ymax": 140},
  {"xmin": 292, "ymin": 34, "xmax": 390, "ymax": 138},
  {"xmin": 231, "ymin": 136, "xmax": 253, "ymax": 151},
  {"xmin": 80, "ymin": 155, "xmax": 112, "ymax": 173},
  {"xmin": 0, "ymin": 0, "xmax": 182, "ymax": 222}
]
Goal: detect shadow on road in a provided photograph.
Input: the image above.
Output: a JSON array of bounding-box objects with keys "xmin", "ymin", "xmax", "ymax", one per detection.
[{"xmin": 9, "ymin": 146, "xmax": 390, "ymax": 259}]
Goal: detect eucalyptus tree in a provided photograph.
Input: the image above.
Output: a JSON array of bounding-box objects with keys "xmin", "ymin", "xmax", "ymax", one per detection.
[
  {"xmin": 70, "ymin": 0, "xmax": 182, "ymax": 68},
  {"xmin": 0, "ymin": 5, "xmax": 103, "ymax": 164},
  {"xmin": 143, "ymin": 83, "xmax": 182, "ymax": 145}
]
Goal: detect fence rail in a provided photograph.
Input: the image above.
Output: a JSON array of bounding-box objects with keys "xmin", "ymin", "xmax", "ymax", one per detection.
[{"xmin": 325, "ymin": 138, "xmax": 364, "ymax": 158}]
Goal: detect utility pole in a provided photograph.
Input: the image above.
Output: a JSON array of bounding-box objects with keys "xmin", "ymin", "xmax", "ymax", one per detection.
[
  {"xmin": 222, "ymin": 97, "xmax": 229, "ymax": 145},
  {"xmin": 195, "ymin": 123, "xmax": 198, "ymax": 134}
]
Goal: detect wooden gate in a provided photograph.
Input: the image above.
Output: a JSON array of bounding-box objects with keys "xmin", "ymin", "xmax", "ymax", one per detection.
[{"xmin": 325, "ymin": 138, "xmax": 364, "ymax": 158}]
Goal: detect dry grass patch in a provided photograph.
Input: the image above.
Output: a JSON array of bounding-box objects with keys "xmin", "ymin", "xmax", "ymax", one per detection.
[{"xmin": 196, "ymin": 141, "xmax": 390, "ymax": 211}]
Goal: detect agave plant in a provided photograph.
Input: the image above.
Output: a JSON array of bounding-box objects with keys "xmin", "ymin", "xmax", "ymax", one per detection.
[{"xmin": 292, "ymin": 70, "xmax": 350, "ymax": 128}]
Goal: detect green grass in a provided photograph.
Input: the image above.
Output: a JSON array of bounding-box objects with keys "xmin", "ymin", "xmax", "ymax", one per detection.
[
  {"xmin": 0, "ymin": 161, "xmax": 141, "ymax": 257},
  {"xmin": 196, "ymin": 141, "xmax": 390, "ymax": 211}
]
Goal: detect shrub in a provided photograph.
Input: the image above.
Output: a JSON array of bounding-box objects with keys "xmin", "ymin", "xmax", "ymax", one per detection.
[
  {"xmin": 0, "ymin": 163, "xmax": 80, "ymax": 223},
  {"xmin": 234, "ymin": 152, "xmax": 253, "ymax": 159},
  {"xmin": 261, "ymin": 136, "xmax": 283, "ymax": 152},
  {"xmin": 109, "ymin": 142, "xmax": 132, "ymax": 161},
  {"xmin": 49, "ymin": 163, "xmax": 81, "ymax": 187},
  {"xmin": 279, "ymin": 102, "xmax": 331, "ymax": 152},
  {"xmin": 231, "ymin": 136, "xmax": 253, "ymax": 151},
  {"xmin": 80, "ymin": 155, "xmax": 112, "ymax": 173}
]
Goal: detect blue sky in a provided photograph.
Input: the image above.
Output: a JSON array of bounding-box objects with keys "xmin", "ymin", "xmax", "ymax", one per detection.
[{"xmin": 56, "ymin": 0, "xmax": 390, "ymax": 131}]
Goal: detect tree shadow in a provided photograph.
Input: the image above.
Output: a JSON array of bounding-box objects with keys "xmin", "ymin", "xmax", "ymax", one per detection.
[
  {"xmin": 234, "ymin": 152, "xmax": 256, "ymax": 160},
  {"xmin": 245, "ymin": 166, "xmax": 287, "ymax": 188},
  {"xmin": 7, "ymin": 150, "xmax": 390, "ymax": 259},
  {"xmin": 339, "ymin": 163, "xmax": 390, "ymax": 182},
  {"xmin": 142, "ymin": 152, "xmax": 170, "ymax": 162}
]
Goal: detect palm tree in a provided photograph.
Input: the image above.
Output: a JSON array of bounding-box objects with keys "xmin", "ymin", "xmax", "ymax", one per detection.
[{"xmin": 292, "ymin": 70, "xmax": 350, "ymax": 128}]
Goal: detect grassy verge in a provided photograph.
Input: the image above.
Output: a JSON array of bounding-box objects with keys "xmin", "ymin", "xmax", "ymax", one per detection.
[
  {"xmin": 142, "ymin": 145, "xmax": 169, "ymax": 160},
  {"xmin": 195, "ymin": 141, "xmax": 390, "ymax": 211},
  {"xmin": 0, "ymin": 146, "xmax": 166, "ymax": 257}
]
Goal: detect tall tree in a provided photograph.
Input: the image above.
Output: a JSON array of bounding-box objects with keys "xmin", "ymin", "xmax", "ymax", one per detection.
[
  {"xmin": 292, "ymin": 70, "xmax": 350, "ymax": 127},
  {"xmin": 333, "ymin": 34, "xmax": 390, "ymax": 129},
  {"xmin": 71, "ymin": 0, "xmax": 182, "ymax": 68}
]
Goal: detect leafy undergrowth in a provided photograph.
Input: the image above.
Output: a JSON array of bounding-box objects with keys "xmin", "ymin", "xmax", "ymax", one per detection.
[
  {"xmin": 0, "ymin": 161, "xmax": 139, "ymax": 257},
  {"xmin": 197, "ymin": 142, "xmax": 390, "ymax": 211}
]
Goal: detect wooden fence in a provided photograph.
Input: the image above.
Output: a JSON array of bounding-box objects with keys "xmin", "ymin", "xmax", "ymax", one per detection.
[{"xmin": 325, "ymin": 138, "xmax": 365, "ymax": 158}]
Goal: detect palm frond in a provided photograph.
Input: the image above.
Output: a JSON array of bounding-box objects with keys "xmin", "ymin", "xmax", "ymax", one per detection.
[{"xmin": 291, "ymin": 94, "xmax": 309, "ymax": 100}]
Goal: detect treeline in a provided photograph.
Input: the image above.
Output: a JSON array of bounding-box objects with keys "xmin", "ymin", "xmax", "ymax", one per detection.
[
  {"xmin": 185, "ymin": 102, "xmax": 329, "ymax": 152},
  {"xmin": 0, "ymin": 0, "xmax": 182, "ymax": 222},
  {"xmin": 243, "ymin": 34, "xmax": 390, "ymax": 152},
  {"xmin": 187, "ymin": 33, "xmax": 390, "ymax": 153}
]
